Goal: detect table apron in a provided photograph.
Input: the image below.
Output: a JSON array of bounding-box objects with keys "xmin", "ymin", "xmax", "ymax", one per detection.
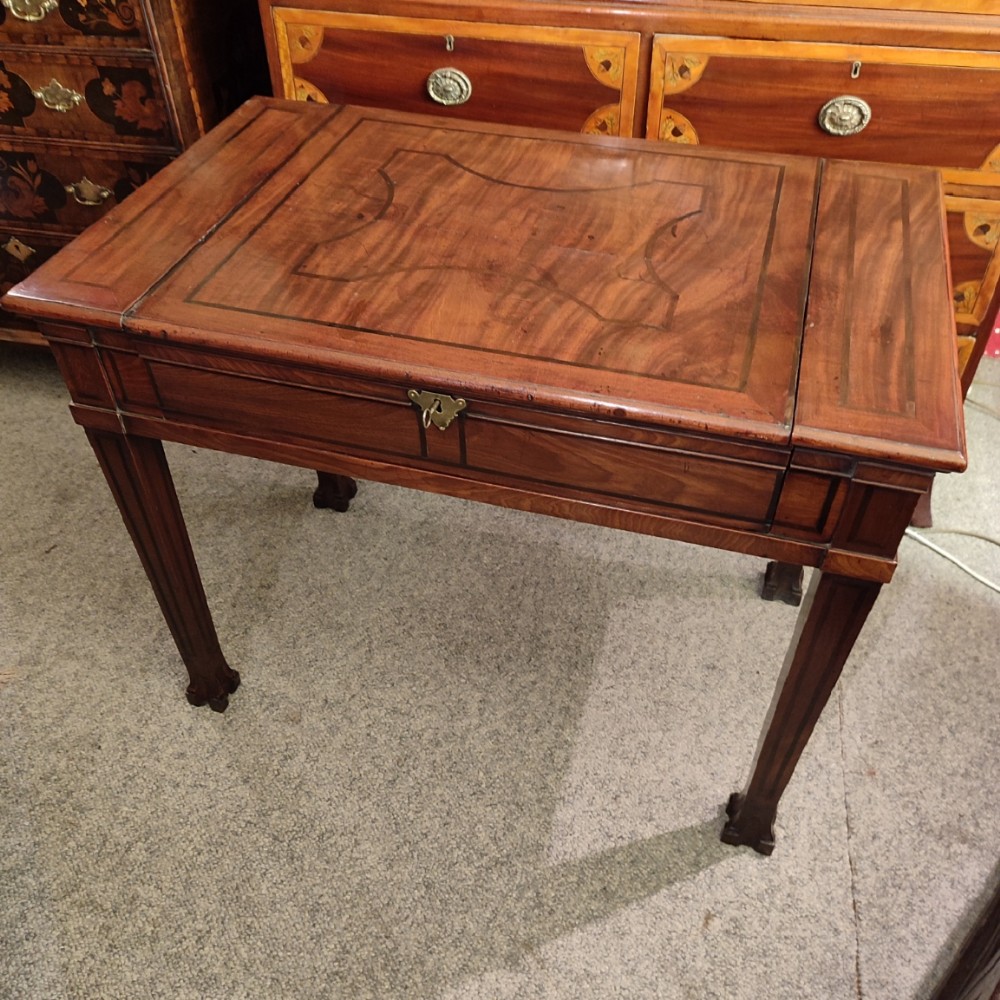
[{"xmin": 50, "ymin": 334, "xmax": 928, "ymax": 585}]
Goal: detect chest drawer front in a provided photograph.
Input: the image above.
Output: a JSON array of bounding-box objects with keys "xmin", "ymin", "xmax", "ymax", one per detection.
[
  {"xmin": 0, "ymin": 50, "xmax": 173, "ymax": 145},
  {"xmin": 647, "ymin": 36, "xmax": 1000, "ymax": 174},
  {"xmin": 269, "ymin": 9, "xmax": 640, "ymax": 137},
  {"xmin": 0, "ymin": 143, "xmax": 168, "ymax": 231},
  {"xmin": 0, "ymin": 0, "xmax": 148, "ymax": 47}
]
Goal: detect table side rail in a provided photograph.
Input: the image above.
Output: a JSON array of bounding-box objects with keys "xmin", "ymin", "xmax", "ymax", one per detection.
[{"xmin": 43, "ymin": 326, "xmax": 928, "ymax": 585}]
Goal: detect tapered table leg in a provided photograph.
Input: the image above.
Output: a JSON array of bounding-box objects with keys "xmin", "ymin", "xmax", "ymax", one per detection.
[
  {"xmin": 722, "ymin": 570, "xmax": 882, "ymax": 854},
  {"xmin": 86, "ymin": 430, "xmax": 240, "ymax": 711},
  {"xmin": 313, "ymin": 471, "xmax": 358, "ymax": 512}
]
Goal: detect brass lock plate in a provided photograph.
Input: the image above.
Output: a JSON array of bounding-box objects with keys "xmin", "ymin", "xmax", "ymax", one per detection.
[{"xmin": 407, "ymin": 389, "xmax": 467, "ymax": 430}]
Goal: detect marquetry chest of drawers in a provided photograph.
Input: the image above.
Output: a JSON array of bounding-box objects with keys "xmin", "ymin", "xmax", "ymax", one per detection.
[
  {"xmin": 260, "ymin": 0, "xmax": 1000, "ymax": 389},
  {"xmin": 0, "ymin": 0, "xmax": 265, "ymax": 345}
]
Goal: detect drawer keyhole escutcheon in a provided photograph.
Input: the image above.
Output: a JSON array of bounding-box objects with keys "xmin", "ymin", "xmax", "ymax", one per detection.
[
  {"xmin": 2, "ymin": 236, "xmax": 35, "ymax": 262},
  {"xmin": 33, "ymin": 78, "xmax": 84, "ymax": 113},
  {"xmin": 65, "ymin": 176, "xmax": 112, "ymax": 206},
  {"xmin": 426, "ymin": 67, "xmax": 472, "ymax": 106},
  {"xmin": 818, "ymin": 95, "xmax": 871, "ymax": 137},
  {"xmin": 408, "ymin": 389, "xmax": 467, "ymax": 431},
  {"xmin": 2, "ymin": 0, "xmax": 57, "ymax": 20}
]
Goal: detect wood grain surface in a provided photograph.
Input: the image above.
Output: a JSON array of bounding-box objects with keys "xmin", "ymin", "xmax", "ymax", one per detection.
[
  {"xmin": 796, "ymin": 158, "xmax": 966, "ymax": 471},
  {"xmin": 120, "ymin": 103, "xmax": 819, "ymax": 442},
  {"xmin": 4, "ymin": 98, "xmax": 965, "ymax": 471}
]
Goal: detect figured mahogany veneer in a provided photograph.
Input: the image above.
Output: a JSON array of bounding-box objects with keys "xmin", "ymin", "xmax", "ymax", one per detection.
[{"xmin": 3, "ymin": 99, "xmax": 966, "ymax": 854}]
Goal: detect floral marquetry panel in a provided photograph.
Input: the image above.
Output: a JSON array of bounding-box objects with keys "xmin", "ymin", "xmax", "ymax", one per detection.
[
  {"xmin": 0, "ymin": 0, "xmax": 268, "ymax": 344},
  {"xmin": 658, "ymin": 53, "xmax": 708, "ymax": 95},
  {"xmin": 0, "ymin": 51, "xmax": 172, "ymax": 145},
  {"xmin": 0, "ymin": 141, "xmax": 168, "ymax": 230},
  {"xmin": 86, "ymin": 65, "xmax": 171, "ymax": 139},
  {"xmin": 58, "ymin": 0, "xmax": 141, "ymax": 37},
  {"xmin": 0, "ymin": 152, "xmax": 65, "ymax": 223},
  {"xmin": 0, "ymin": 62, "xmax": 36, "ymax": 125},
  {"xmin": 0, "ymin": 0, "xmax": 147, "ymax": 47},
  {"xmin": 583, "ymin": 46, "xmax": 626, "ymax": 89}
]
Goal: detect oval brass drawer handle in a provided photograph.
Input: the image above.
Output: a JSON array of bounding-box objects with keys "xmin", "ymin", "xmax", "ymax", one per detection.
[
  {"xmin": 2, "ymin": 0, "xmax": 58, "ymax": 21},
  {"xmin": 33, "ymin": 78, "xmax": 85, "ymax": 113},
  {"xmin": 818, "ymin": 96, "xmax": 872, "ymax": 137},
  {"xmin": 426, "ymin": 67, "xmax": 472, "ymax": 107},
  {"xmin": 65, "ymin": 176, "xmax": 112, "ymax": 207}
]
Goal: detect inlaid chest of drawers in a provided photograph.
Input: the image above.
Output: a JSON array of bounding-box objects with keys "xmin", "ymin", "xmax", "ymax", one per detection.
[
  {"xmin": 0, "ymin": 0, "xmax": 265, "ymax": 345},
  {"xmin": 260, "ymin": 0, "xmax": 1000, "ymax": 392},
  {"xmin": 2, "ymin": 99, "xmax": 966, "ymax": 854}
]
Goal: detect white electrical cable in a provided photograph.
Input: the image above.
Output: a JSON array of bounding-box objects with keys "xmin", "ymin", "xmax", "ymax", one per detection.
[
  {"xmin": 904, "ymin": 527, "xmax": 1000, "ymax": 595},
  {"xmin": 903, "ymin": 372, "xmax": 1000, "ymax": 590},
  {"xmin": 921, "ymin": 528, "xmax": 1000, "ymax": 549},
  {"xmin": 964, "ymin": 397, "xmax": 1000, "ymax": 421}
]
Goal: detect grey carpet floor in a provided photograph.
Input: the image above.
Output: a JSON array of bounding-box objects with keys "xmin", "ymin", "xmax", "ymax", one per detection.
[{"xmin": 1, "ymin": 344, "xmax": 998, "ymax": 1000}]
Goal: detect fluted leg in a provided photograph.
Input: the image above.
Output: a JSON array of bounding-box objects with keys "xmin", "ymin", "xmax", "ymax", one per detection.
[
  {"xmin": 722, "ymin": 571, "xmax": 881, "ymax": 854},
  {"xmin": 86, "ymin": 430, "xmax": 240, "ymax": 711}
]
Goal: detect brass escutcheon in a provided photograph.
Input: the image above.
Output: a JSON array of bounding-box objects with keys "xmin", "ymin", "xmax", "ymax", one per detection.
[
  {"xmin": 407, "ymin": 389, "xmax": 467, "ymax": 431},
  {"xmin": 2, "ymin": 235, "xmax": 35, "ymax": 262}
]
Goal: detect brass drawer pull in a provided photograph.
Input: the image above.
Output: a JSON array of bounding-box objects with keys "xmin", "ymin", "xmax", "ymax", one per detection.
[
  {"xmin": 408, "ymin": 388, "xmax": 466, "ymax": 430},
  {"xmin": 32, "ymin": 79, "xmax": 85, "ymax": 113},
  {"xmin": 2, "ymin": 0, "xmax": 58, "ymax": 21},
  {"xmin": 426, "ymin": 67, "xmax": 472, "ymax": 107},
  {"xmin": 65, "ymin": 176, "xmax": 112, "ymax": 207},
  {"xmin": 818, "ymin": 96, "xmax": 872, "ymax": 137}
]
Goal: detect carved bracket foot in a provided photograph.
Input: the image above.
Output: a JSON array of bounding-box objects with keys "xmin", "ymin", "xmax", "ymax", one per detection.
[
  {"xmin": 313, "ymin": 471, "xmax": 358, "ymax": 512},
  {"xmin": 720, "ymin": 792, "xmax": 776, "ymax": 855},
  {"xmin": 185, "ymin": 667, "xmax": 241, "ymax": 713},
  {"xmin": 761, "ymin": 561, "xmax": 804, "ymax": 606}
]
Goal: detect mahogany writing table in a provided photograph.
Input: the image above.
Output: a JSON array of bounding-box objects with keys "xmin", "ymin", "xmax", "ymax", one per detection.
[{"xmin": 4, "ymin": 99, "xmax": 966, "ymax": 854}]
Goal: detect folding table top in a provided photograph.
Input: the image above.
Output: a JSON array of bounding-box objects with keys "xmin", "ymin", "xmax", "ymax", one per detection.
[{"xmin": 3, "ymin": 99, "xmax": 965, "ymax": 470}]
